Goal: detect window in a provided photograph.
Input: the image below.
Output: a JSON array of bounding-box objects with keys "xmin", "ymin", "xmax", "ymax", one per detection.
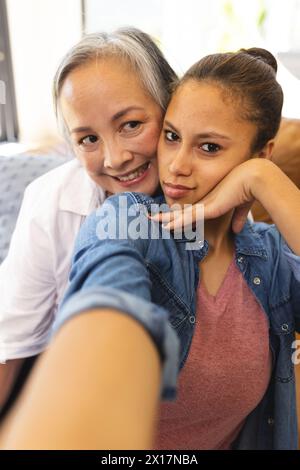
[
  {"xmin": 0, "ymin": 0, "xmax": 18, "ymax": 142},
  {"xmin": 82, "ymin": 0, "xmax": 300, "ymax": 118}
]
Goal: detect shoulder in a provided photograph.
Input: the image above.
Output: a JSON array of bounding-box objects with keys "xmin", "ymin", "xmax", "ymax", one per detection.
[
  {"xmin": 249, "ymin": 221, "xmax": 283, "ymax": 247},
  {"xmin": 74, "ymin": 192, "xmax": 163, "ymax": 253},
  {"xmin": 101, "ymin": 191, "xmax": 161, "ymax": 209},
  {"xmin": 22, "ymin": 159, "xmax": 100, "ymax": 225},
  {"xmin": 248, "ymin": 220, "xmax": 276, "ymax": 234},
  {"xmin": 236, "ymin": 221, "xmax": 288, "ymax": 263},
  {"xmin": 243, "ymin": 220, "xmax": 282, "ymax": 244},
  {"xmin": 24, "ymin": 159, "xmax": 83, "ymax": 204},
  {"xmin": 90, "ymin": 191, "xmax": 164, "ymax": 224},
  {"xmin": 86, "ymin": 191, "xmax": 161, "ymax": 226},
  {"xmin": 247, "ymin": 222, "xmax": 299, "ymax": 272}
]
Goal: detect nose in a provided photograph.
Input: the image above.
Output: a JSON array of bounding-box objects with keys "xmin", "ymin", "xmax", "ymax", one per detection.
[
  {"xmin": 168, "ymin": 146, "xmax": 193, "ymax": 177},
  {"xmin": 103, "ymin": 141, "xmax": 133, "ymax": 170}
]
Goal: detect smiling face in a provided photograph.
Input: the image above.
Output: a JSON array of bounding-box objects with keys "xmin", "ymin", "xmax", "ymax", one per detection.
[
  {"xmin": 59, "ymin": 57, "xmax": 163, "ymax": 195},
  {"xmin": 158, "ymin": 80, "xmax": 262, "ymax": 207}
]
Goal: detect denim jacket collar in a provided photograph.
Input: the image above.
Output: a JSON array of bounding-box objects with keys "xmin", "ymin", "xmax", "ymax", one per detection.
[
  {"xmin": 176, "ymin": 220, "xmax": 269, "ymax": 261},
  {"xmin": 234, "ymin": 221, "xmax": 268, "ymax": 260}
]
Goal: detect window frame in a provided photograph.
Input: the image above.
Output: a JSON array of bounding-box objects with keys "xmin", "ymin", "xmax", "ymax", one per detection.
[{"xmin": 0, "ymin": 0, "xmax": 18, "ymax": 142}]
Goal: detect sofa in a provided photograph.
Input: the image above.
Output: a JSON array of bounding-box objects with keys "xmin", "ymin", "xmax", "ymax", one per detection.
[{"xmin": 0, "ymin": 153, "xmax": 69, "ymax": 264}]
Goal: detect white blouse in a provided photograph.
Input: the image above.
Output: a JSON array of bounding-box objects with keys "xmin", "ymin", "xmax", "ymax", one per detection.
[{"xmin": 0, "ymin": 159, "xmax": 105, "ymax": 362}]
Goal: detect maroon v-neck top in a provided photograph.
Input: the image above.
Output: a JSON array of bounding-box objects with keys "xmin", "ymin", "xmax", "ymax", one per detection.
[{"xmin": 154, "ymin": 257, "xmax": 272, "ymax": 450}]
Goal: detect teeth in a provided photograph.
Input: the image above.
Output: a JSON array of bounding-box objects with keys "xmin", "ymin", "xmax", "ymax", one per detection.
[{"xmin": 117, "ymin": 163, "xmax": 149, "ymax": 182}]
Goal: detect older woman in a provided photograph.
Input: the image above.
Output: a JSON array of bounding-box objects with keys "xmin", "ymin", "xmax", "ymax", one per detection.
[{"xmin": 0, "ymin": 27, "xmax": 177, "ymax": 412}]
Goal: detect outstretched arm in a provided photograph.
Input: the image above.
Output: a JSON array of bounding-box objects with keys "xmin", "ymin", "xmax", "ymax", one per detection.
[
  {"xmin": 0, "ymin": 193, "xmax": 179, "ymax": 449},
  {"xmin": 0, "ymin": 308, "xmax": 161, "ymax": 449}
]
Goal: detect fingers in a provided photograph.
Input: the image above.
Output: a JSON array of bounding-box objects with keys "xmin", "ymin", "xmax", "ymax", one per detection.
[
  {"xmin": 147, "ymin": 209, "xmax": 185, "ymax": 230},
  {"xmin": 148, "ymin": 202, "xmax": 251, "ymax": 234},
  {"xmin": 231, "ymin": 204, "xmax": 253, "ymax": 233},
  {"xmin": 148, "ymin": 205, "xmax": 204, "ymax": 231},
  {"xmin": 147, "ymin": 211, "xmax": 178, "ymax": 224}
]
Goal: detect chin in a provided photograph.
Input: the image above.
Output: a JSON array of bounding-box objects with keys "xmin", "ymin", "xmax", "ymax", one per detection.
[{"xmin": 164, "ymin": 197, "xmax": 185, "ymax": 208}]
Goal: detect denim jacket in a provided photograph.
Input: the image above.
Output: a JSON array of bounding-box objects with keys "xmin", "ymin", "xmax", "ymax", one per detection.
[{"xmin": 54, "ymin": 192, "xmax": 300, "ymax": 450}]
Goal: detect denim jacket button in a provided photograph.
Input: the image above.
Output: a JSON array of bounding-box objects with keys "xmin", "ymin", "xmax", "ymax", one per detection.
[
  {"xmin": 281, "ymin": 323, "xmax": 289, "ymax": 332},
  {"xmin": 253, "ymin": 276, "xmax": 261, "ymax": 285},
  {"xmin": 267, "ymin": 417, "xmax": 275, "ymax": 426},
  {"xmin": 189, "ymin": 315, "xmax": 196, "ymax": 324},
  {"xmin": 237, "ymin": 256, "xmax": 244, "ymax": 263}
]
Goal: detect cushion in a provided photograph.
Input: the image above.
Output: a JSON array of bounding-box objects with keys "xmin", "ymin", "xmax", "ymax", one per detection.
[
  {"xmin": 0, "ymin": 153, "xmax": 69, "ymax": 263},
  {"xmin": 252, "ymin": 118, "xmax": 300, "ymax": 223}
]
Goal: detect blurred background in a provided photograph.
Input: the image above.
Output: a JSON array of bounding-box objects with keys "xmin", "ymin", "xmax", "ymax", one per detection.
[{"xmin": 0, "ymin": 0, "xmax": 300, "ymax": 155}]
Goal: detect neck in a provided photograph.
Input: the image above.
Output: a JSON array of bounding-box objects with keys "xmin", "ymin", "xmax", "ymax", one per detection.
[{"xmin": 204, "ymin": 210, "xmax": 235, "ymax": 256}]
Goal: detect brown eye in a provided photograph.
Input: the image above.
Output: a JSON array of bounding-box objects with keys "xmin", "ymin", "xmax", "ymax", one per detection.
[
  {"xmin": 164, "ymin": 130, "xmax": 179, "ymax": 142},
  {"xmin": 79, "ymin": 135, "xmax": 98, "ymax": 146},
  {"xmin": 77, "ymin": 134, "xmax": 99, "ymax": 152},
  {"xmin": 201, "ymin": 143, "xmax": 220, "ymax": 153},
  {"xmin": 122, "ymin": 121, "xmax": 141, "ymax": 132}
]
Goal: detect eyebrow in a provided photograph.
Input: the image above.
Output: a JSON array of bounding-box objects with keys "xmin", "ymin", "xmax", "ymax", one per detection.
[
  {"xmin": 164, "ymin": 120, "xmax": 231, "ymax": 140},
  {"xmin": 111, "ymin": 106, "xmax": 144, "ymax": 122},
  {"xmin": 70, "ymin": 126, "xmax": 94, "ymax": 134},
  {"xmin": 70, "ymin": 106, "xmax": 145, "ymax": 134}
]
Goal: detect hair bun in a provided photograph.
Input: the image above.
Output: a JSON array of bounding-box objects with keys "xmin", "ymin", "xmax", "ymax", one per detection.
[{"xmin": 240, "ymin": 47, "xmax": 278, "ymax": 73}]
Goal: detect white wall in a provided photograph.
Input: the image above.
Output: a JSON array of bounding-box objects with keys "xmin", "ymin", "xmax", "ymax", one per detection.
[
  {"xmin": 5, "ymin": 0, "xmax": 300, "ymax": 144},
  {"xmin": 6, "ymin": 0, "xmax": 82, "ymax": 144},
  {"xmin": 84, "ymin": 0, "xmax": 162, "ymax": 37}
]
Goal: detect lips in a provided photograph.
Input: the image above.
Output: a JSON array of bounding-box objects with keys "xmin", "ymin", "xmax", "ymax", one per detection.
[
  {"xmin": 163, "ymin": 181, "xmax": 195, "ymax": 199},
  {"xmin": 164, "ymin": 182, "xmax": 193, "ymax": 190},
  {"xmin": 114, "ymin": 162, "xmax": 150, "ymax": 182},
  {"xmin": 106, "ymin": 161, "xmax": 151, "ymax": 188}
]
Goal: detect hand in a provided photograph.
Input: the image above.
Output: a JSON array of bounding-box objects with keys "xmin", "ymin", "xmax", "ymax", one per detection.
[{"xmin": 149, "ymin": 159, "xmax": 267, "ymax": 233}]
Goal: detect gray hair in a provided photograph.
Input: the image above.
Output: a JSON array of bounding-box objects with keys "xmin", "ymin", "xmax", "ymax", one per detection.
[{"xmin": 53, "ymin": 27, "xmax": 177, "ymax": 138}]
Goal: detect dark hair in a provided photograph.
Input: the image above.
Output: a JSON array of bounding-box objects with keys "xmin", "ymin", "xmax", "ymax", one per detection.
[{"xmin": 177, "ymin": 47, "xmax": 283, "ymax": 153}]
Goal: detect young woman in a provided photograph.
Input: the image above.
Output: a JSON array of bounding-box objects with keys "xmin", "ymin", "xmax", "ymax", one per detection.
[
  {"xmin": 152, "ymin": 48, "xmax": 300, "ymax": 450},
  {"xmin": 1, "ymin": 48, "xmax": 299, "ymax": 450},
  {"xmin": 0, "ymin": 27, "xmax": 177, "ymax": 412}
]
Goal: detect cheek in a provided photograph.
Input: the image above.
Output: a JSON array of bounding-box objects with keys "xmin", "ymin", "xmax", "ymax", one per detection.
[
  {"xmin": 134, "ymin": 123, "xmax": 162, "ymax": 157},
  {"xmin": 157, "ymin": 141, "xmax": 174, "ymax": 177},
  {"xmin": 157, "ymin": 153, "xmax": 166, "ymax": 179},
  {"xmin": 195, "ymin": 160, "xmax": 237, "ymax": 194},
  {"xmin": 213, "ymin": 159, "xmax": 240, "ymax": 181}
]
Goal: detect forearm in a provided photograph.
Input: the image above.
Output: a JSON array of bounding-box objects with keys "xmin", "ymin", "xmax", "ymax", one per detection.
[
  {"xmin": 251, "ymin": 160, "xmax": 300, "ymax": 255},
  {"xmin": 0, "ymin": 309, "xmax": 161, "ymax": 449}
]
